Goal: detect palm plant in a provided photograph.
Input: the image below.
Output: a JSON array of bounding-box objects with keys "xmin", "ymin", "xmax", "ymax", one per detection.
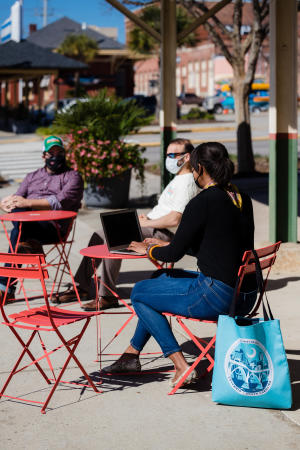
[
  {"xmin": 53, "ymin": 89, "xmax": 151, "ymax": 140},
  {"xmin": 128, "ymin": 5, "xmax": 198, "ymax": 54},
  {"xmin": 57, "ymin": 34, "xmax": 98, "ymax": 62},
  {"xmin": 57, "ymin": 34, "xmax": 99, "ymax": 96},
  {"xmin": 54, "ymin": 89, "xmax": 151, "ymax": 184}
]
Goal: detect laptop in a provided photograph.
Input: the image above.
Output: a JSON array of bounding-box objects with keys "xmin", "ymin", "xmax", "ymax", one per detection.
[{"xmin": 100, "ymin": 209, "xmax": 143, "ymax": 255}]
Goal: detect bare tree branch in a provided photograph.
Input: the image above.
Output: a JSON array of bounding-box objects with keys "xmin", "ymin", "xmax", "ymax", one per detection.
[
  {"xmin": 193, "ymin": 1, "xmax": 232, "ymax": 40},
  {"xmin": 244, "ymin": 0, "xmax": 265, "ymax": 87},
  {"xmin": 203, "ymin": 20, "xmax": 234, "ymax": 66}
]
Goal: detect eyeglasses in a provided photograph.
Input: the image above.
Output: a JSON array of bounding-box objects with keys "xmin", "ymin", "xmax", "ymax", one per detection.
[{"xmin": 167, "ymin": 152, "xmax": 188, "ymax": 159}]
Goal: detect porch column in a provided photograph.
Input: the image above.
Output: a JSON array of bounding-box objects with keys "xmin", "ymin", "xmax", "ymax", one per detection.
[
  {"xmin": 160, "ymin": 0, "xmax": 177, "ymax": 190},
  {"xmin": 269, "ymin": 0, "xmax": 298, "ymax": 242}
]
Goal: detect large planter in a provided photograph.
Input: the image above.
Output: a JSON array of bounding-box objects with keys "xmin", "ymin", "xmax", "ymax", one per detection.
[{"xmin": 84, "ymin": 170, "xmax": 131, "ymax": 208}]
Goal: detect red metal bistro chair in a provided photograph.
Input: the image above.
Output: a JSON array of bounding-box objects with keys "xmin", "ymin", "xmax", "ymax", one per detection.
[
  {"xmin": 165, "ymin": 241, "xmax": 281, "ymax": 395},
  {"xmin": 0, "ymin": 252, "xmax": 102, "ymax": 414}
]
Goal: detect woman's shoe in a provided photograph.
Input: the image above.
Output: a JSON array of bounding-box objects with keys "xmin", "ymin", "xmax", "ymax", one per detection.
[
  {"xmin": 169, "ymin": 367, "xmax": 197, "ymax": 388},
  {"xmin": 102, "ymin": 353, "xmax": 141, "ymax": 373}
]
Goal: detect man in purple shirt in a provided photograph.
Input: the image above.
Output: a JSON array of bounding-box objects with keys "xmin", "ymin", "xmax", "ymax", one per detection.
[{"xmin": 0, "ymin": 135, "xmax": 83, "ymax": 301}]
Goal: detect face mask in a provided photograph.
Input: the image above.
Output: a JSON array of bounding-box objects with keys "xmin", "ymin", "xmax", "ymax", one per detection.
[
  {"xmin": 165, "ymin": 155, "xmax": 186, "ymax": 175},
  {"xmin": 193, "ymin": 166, "xmax": 203, "ymax": 188},
  {"xmin": 45, "ymin": 154, "xmax": 66, "ymax": 173},
  {"xmin": 194, "ymin": 175, "xmax": 201, "ymax": 189}
]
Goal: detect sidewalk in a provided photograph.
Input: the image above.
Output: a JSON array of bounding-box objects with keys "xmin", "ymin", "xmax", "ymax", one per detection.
[{"xmin": 0, "ymin": 172, "xmax": 299, "ymax": 449}]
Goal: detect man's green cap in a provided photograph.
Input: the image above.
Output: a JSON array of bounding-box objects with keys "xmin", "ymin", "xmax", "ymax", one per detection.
[{"xmin": 43, "ymin": 135, "xmax": 64, "ymax": 152}]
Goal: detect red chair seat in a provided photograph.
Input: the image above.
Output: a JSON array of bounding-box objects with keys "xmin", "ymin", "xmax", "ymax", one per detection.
[{"xmin": 6, "ymin": 306, "xmax": 100, "ymax": 329}]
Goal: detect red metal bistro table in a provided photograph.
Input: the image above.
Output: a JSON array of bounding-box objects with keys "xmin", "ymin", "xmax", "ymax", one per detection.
[{"xmin": 0, "ymin": 210, "xmax": 79, "ymax": 301}]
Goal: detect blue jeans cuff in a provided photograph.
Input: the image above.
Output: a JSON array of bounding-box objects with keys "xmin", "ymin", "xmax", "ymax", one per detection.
[
  {"xmin": 130, "ymin": 339, "xmax": 143, "ymax": 353},
  {"xmin": 163, "ymin": 346, "xmax": 182, "ymax": 358},
  {"xmin": 0, "ymin": 283, "xmax": 13, "ymax": 294}
]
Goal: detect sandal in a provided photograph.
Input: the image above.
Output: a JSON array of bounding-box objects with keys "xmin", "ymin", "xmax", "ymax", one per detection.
[{"xmin": 169, "ymin": 367, "xmax": 197, "ymax": 388}]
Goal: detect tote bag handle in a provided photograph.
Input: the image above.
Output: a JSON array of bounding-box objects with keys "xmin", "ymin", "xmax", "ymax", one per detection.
[{"xmin": 229, "ymin": 249, "xmax": 274, "ymax": 321}]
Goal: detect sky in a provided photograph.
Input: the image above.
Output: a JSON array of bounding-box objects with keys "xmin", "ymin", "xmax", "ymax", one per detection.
[{"xmin": 0, "ymin": 0, "xmax": 130, "ymax": 43}]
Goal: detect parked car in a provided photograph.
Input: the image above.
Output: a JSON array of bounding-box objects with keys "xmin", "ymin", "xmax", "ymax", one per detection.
[
  {"xmin": 124, "ymin": 95, "xmax": 157, "ymax": 116},
  {"xmin": 177, "ymin": 92, "xmax": 203, "ymax": 106},
  {"xmin": 43, "ymin": 98, "xmax": 89, "ymax": 122},
  {"xmin": 203, "ymin": 92, "xmax": 269, "ymax": 114},
  {"xmin": 43, "ymin": 98, "xmax": 78, "ymax": 122},
  {"xmin": 202, "ymin": 93, "xmax": 226, "ymax": 114}
]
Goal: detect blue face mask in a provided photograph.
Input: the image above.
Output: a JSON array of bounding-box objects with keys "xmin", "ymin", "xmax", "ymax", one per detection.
[{"xmin": 165, "ymin": 154, "xmax": 186, "ymax": 174}]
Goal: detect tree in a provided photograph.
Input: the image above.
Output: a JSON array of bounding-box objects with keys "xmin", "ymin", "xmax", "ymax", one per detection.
[
  {"xmin": 183, "ymin": 0, "xmax": 269, "ymax": 174},
  {"xmin": 128, "ymin": 4, "xmax": 198, "ymax": 54},
  {"xmin": 57, "ymin": 34, "xmax": 98, "ymax": 62},
  {"xmin": 57, "ymin": 34, "xmax": 99, "ymax": 97},
  {"xmin": 123, "ymin": 0, "xmax": 269, "ymax": 174}
]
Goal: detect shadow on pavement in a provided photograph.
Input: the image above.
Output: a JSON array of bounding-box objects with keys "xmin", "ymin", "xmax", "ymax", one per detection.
[
  {"xmin": 287, "ymin": 357, "xmax": 300, "ymax": 411},
  {"xmin": 266, "ymin": 277, "xmax": 300, "ymax": 291}
]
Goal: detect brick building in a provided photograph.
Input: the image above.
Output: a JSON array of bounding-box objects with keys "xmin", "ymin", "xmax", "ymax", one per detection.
[{"xmin": 126, "ymin": 3, "xmax": 270, "ymax": 98}]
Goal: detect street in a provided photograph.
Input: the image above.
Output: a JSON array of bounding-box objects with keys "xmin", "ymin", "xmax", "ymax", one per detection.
[{"xmin": 0, "ymin": 111, "xmax": 299, "ymax": 180}]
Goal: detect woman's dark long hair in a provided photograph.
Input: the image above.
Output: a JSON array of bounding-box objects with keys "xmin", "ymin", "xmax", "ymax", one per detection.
[{"xmin": 190, "ymin": 142, "xmax": 234, "ymax": 188}]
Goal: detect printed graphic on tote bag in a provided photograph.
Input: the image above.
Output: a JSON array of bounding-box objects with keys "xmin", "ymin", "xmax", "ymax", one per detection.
[{"xmin": 224, "ymin": 338, "xmax": 274, "ymax": 396}]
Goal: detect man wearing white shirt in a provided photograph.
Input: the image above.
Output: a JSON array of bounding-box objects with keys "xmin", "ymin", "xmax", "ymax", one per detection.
[{"xmin": 56, "ymin": 138, "xmax": 200, "ymax": 310}]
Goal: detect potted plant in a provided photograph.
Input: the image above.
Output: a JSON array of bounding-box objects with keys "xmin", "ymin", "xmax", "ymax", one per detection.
[{"xmin": 53, "ymin": 89, "xmax": 151, "ymax": 207}]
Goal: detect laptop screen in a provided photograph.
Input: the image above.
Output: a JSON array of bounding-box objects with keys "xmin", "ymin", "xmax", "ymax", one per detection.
[{"xmin": 100, "ymin": 209, "xmax": 142, "ymax": 250}]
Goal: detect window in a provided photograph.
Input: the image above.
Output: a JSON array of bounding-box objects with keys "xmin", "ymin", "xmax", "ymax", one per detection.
[
  {"xmin": 188, "ymin": 63, "xmax": 195, "ymax": 88},
  {"xmin": 201, "ymin": 61, "xmax": 207, "ymax": 88}
]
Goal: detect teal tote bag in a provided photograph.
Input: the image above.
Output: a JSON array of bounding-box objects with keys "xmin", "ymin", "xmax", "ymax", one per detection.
[{"xmin": 212, "ymin": 252, "xmax": 292, "ymax": 409}]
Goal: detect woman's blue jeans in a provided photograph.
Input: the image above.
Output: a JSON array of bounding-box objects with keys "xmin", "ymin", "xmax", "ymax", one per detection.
[{"xmin": 130, "ymin": 269, "xmax": 257, "ymax": 358}]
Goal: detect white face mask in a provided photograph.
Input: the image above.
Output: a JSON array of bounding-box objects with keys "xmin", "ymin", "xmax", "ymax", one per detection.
[{"xmin": 165, "ymin": 154, "xmax": 186, "ymax": 174}]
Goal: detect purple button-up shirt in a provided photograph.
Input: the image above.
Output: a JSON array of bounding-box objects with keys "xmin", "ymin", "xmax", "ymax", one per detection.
[{"xmin": 16, "ymin": 167, "xmax": 83, "ymax": 212}]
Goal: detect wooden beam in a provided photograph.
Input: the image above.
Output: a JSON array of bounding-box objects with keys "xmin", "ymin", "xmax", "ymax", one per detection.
[
  {"xmin": 0, "ymin": 68, "xmax": 58, "ymax": 77},
  {"xmin": 105, "ymin": 0, "xmax": 161, "ymax": 42},
  {"xmin": 178, "ymin": 0, "xmax": 232, "ymax": 43}
]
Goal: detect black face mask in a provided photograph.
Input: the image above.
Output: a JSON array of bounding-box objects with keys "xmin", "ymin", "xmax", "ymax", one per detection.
[
  {"xmin": 194, "ymin": 175, "xmax": 201, "ymax": 189},
  {"xmin": 193, "ymin": 166, "xmax": 203, "ymax": 189},
  {"xmin": 45, "ymin": 154, "xmax": 66, "ymax": 173}
]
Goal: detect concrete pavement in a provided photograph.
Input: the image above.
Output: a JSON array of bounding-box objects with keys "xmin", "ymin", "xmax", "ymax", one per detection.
[{"xmin": 0, "ymin": 171, "xmax": 299, "ymax": 449}]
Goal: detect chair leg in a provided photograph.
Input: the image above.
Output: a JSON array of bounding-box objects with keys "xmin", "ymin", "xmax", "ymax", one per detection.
[
  {"xmin": 0, "ymin": 330, "xmax": 51, "ymax": 399},
  {"xmin": 168, "ymin": 318, "xmax": 216, "ymax": 395},
  {"xmin": 41, "ymin": 319, "xmax": 101, "ymax": 414},
  {"xmin": 47, "ymin": 241, "xmax": 82, "ymax": 305}
]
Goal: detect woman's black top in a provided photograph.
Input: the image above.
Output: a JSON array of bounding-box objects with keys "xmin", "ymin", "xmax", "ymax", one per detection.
[{"xmin": 152, "ymin": 186, "xmax": 255, "ymax": 288}]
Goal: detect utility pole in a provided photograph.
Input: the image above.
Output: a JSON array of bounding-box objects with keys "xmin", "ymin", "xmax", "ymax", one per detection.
[{"xmin": 43, "ymin": 0, "xmax": 48, "ymax": 27}]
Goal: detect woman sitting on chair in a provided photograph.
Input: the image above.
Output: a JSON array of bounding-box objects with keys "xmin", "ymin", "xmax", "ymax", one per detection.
[{"xmin": 103, "ymin": 142, "xmax": 257, "ymax": 387}]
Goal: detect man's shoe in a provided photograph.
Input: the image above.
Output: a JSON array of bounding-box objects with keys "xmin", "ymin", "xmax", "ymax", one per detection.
[
  {"xmin": 0, "ymin": 289, "xmax": 15, "ymax": 304},
  {"xmin": 102, "ymin": 353, "xmax": 141, "ymax": 374},
  {"xmin": 52, "ymin": 287, "xmax": 88, "ymax": 304},
  {"xmin": 17, "ymin": 239, "xmax": 44, "ymax": 255},
  {"xmin": 82, "ymin": 296, "xmax": 119, "ymax": 311}
]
